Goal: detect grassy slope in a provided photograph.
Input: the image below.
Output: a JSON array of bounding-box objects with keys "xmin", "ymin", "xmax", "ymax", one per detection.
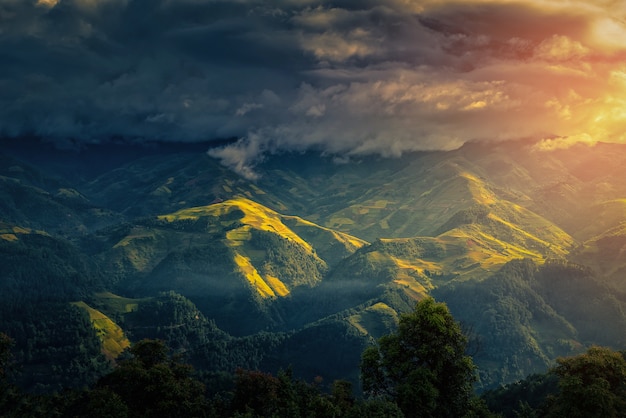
[
  {"xmin": 159, "ymin": 198, "xmax": 315, "ymax": 252},
  {"xmin": 155, "ymin": 197, "xmax": 355, "ymax": 298},
  {"xmin": 101, "ymin": 197, "xmax": 367, "ymax": 334},
  {"xmin": 72, "ymin": 301, "xmax": 131, "ymax": 360},
  {"xmin": 347, "ymin": 302, "xmax": 399, "ymax": 340},
  {"xmin": 325, "ymin": 166, "xmax": 575, "ymax": 296}
]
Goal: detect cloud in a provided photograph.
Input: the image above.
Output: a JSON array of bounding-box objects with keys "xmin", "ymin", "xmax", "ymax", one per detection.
[
  {"xmin": 532, "ymin": 133, "xmax": 597, "ymax": 152},
  {"xmin": 2, "ymin": 0, "xmax": 626, "ymax": 176},
  {"xmin": 36, "ymin": 0, "xmax": 60, "ymax": 8},
  {"xmin": 534, "ymin": 35, "xmax": 589, "ymax": 62},
  {"xmin": 208, "ymin": 136, "xmax": 264, "ymax": 181}
]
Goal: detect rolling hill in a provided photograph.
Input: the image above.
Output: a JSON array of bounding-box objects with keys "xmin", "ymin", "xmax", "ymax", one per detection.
[
  {"xmin": 97, "ymin": 197, "xmax": 366, "ymax": 335},
  {"xmin": 3, "ymin": 138, "xmax": 626, "ymax": 392}
]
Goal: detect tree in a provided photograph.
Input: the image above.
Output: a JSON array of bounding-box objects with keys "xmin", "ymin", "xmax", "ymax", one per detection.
[
  {"xmin": 546, "ymin": 346, "xmax": 626, "ymax": 418},
  {"xmin": 98, "ymin": 339, "xmax": 208, "ymax": 418},
  {"xmin": 63, "ymin": 388, "xmax": 130, "ymax": 418},
  {"xmin": 0, "ymin": 332, "xmax": 12, "ymax": 381},
  {"xmin": 361, "ymin": 297, "xmax": 478, "ymax": 418},
  {"xmin": 231, "ymin": 368, "xmax": 281, "ymax": 416},
  {"xmin": 0, "ymin": 332, "xmax": 20, "ymax": 414},
  {"xmin": 230, "ymin": 368, "xmax": 339, "ymax": 417},
  {"xmin": 331, "ymin": 379, "xmax": 355, "ymax": 415}
]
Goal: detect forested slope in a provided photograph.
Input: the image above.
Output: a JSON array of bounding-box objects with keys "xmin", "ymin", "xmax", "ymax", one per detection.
[{"xmin": 2, "ymin": 139, "xmax": 626, "ymax": 393}]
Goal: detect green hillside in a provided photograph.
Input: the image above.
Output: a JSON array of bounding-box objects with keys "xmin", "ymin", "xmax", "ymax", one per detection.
[
  {"xmin": 435, "ymin": 258, "xmax": 626, "ymax": 389},
  {"xmin": 83, "ymin": 153, "xmax": 292, "ymax": 219},
  {"xmin": 98, "ymin": 197, "xmax": 366, "ymax": 334},
  {"xmin": 4, "ymin": 139, "xmax": 626, "ymax": 394},
  {"xmin": 570, "ymin": 222, "xmax": 626, "ymax": 290},
  {"xmin": 0, "ymin": 155, "xmax": 120, "ymax": 236},
  {"xmin": 71, "ymin": 301, "xmax": 131, "ymax": 360}
]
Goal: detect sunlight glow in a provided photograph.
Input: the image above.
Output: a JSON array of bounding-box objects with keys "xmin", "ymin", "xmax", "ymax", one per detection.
[{"xmin": 36, "ymin": 0, "xmax": 59, "ymax": 7}]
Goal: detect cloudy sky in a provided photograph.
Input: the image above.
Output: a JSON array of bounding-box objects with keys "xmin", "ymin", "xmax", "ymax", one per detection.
[{"xmin": 3, "ymin": 0, "xmax": 626, "ymax": 176}]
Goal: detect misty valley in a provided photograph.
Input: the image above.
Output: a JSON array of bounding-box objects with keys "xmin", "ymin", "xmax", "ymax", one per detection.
[{"xmin": 2, "ymin": 138, "xmax": 626, "ymax": 416}]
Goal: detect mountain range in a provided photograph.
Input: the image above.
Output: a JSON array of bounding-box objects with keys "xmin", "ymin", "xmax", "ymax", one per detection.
[{"xmin": 2, "ymin": 137, "xmax": 626, "ymax": 392}]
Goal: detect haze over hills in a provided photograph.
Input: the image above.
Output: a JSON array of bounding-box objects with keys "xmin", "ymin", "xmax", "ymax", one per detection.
[{"xmin": 2, "ymin": 137, "xmax": 626, "ymax": 392}]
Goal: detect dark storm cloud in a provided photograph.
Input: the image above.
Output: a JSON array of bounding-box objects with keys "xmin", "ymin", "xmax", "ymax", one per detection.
[
  {"xmin": 0, "ymin": 0, "xmax": 307, "ymax": 141},
  {"xmin": 2, "ymin": 0, "xmax": 626, "ymax": 177}
]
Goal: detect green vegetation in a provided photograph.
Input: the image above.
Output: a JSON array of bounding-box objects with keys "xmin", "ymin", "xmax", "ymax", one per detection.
[
  {"xmin": 483, "ymin": 346, "xmax": 626, "ymax": 418},
  {"xmin": 570, "ymin": 222, "xmax": 626, "ymax": 290},
  {"xmin": 0, "ymin": 303, "xmax": 111, "ymax": 393},
  {"xmin": 3, "ymin": 301, "xmax": 626, "ymax": 417},
  {"xmin": 435, "ymin": 258, "xmax": 626, "ymax": 389},
  {"xmin": 0, "ymin": 334, "xmax": 406, "ymax": 417},
  {"xmin": 348, "ymin": 302, "xmax": 399, "ymax": 339},
  {"xmin": 5, "ymin": 139, "xmax": 626, "ymax": 412},
  {"xmin": 71, "ymin": 301, "xmax": 130, "ymax": 360},
  {"xmin": 361, "ymin": 298, "xmax": 480, "ymax": 417}
]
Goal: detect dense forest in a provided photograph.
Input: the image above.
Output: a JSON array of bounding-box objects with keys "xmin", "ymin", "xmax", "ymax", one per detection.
[{"xmin": 2, "ymin": 299, "xmax": 625, "ymax": 417}]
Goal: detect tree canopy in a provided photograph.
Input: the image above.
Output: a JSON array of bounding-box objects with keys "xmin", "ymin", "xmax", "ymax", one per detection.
[
  {"xmin": 546, "ymin": 346, "xmax": 626, "ymax": 418},
  {"xmin": 361, "ymin": 297, "xmax": 479, "ymax": 418}
]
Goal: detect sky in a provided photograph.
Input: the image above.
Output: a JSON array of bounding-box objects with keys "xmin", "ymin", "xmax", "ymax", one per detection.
[{"xmin": 2, "ymin": 0, "xmax": 626, "ymax": 177}]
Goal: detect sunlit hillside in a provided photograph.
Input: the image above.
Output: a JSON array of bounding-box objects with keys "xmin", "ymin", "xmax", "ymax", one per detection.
[
  {"xmin": 72, "ymin": 301, "xmax": 130, "ymax": 360},
  {"xmin": 3, "ymin": 139, "xmax": 626, "ymax": 392},
  {"xmin": 98, "ymin": 197, "xmax": 367, "ymax": 334}
]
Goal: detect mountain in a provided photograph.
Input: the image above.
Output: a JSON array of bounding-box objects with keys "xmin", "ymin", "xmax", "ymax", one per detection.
[
  {"xmin": 570, "ymin": 221, "xmax": 626, "ymax": 290},
  {"xmin": 435, "ymin": 258, "xmax": 626, "ymax": 386},
  {"xmin": 96, "ymin": 197, "xmax": 365, "ymax": 335},
  {"xmin": 2, "ymin": 138, "xmax": 626, "ymax": 392},
  {"xmin": 0, "ymin": 154, "xmax": 120, "ymax": 236}
]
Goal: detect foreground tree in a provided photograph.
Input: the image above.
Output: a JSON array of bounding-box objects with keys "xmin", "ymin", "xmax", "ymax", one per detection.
[
  {"xmin": 0, "ymin": 333, "xmax": 16, "ymax": 412},
  {"xmin": 361, "ymin": 297, "xmax": 479, "ymax": 418},
  {"xmin": 546, "ymin": 346, "xmax": 626, "ymax": 418},
  {"xmin": 97, "ymin": 339, "xmax": 209, "ymax": 418},
  {"xmin": 0, "ymin": 332, "xmax": 13, "ymax": 383}
]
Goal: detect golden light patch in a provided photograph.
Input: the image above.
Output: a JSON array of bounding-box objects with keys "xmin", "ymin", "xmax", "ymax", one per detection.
[
  {"xmin": 234, "ymin": 253, "xmax": 275, "ymax": 298},
  {"xmin": 328, "ymin": 217, "xmax": 355, "ymax": 227},
  {"xmin": 0, "ymin": 234, "xmax": 18, "ymax": 242},
  {"xmin": 460, "ymin": 172, "xmax": 496, "ymax": 205},
  {"xmin": 227, "ymin": 199, "xmax": 313, "ymax": 251},
  {"xmin": 72, "ymin": 302, "xmax": 130, "ymax": 360},
  {"xmin": 392, "ymin": 256, "xmax": 440, "ymax": 278},
  {"xmin": 285, "ymin": 215, "xmax": 367, "ymax": 250},
  {"xmin": 225, "ymin": 226, "xmax": 252, "ymax": 246},
  {"xmin": 161, "ymin": 198, "xmax": 315, "ymax": 253},
  {"xmin": 393, "ymin": 278, "xmax": 428, "ymax": 300},
  {"xmin": 266, "ymin": 275, "xmax": 290, "ymax": 297}
]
